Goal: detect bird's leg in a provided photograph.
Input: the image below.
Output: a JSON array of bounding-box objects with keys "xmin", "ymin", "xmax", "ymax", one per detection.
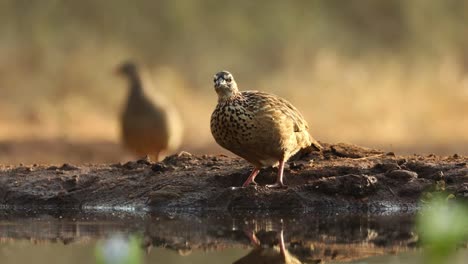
[
  {"xmin": 278, "ymin": 230, "xmax": 286, "ymax": 259},
  {"xmin": 149, "ymin": 152, "xmax": 160, "ymax": 162},
  {"xmin": 266, "ymin": 159, "xmax": 287, "ymax": 188},
  {"xmin": 243, "ymin": 230, "xmax": 261, "ymax": 246},
  {"xmin": 242, "ymin": 168, "xmax": 260, "ymax": 187}
]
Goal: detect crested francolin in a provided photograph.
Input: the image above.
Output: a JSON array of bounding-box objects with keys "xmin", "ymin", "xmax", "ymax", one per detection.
[
  {"xmin": 117, "ymin": 61, "xmax": 183, "ymax": 161},
  {"xmin": 210, "ymin": 71, "xmax": 322, "ymax": 188}
]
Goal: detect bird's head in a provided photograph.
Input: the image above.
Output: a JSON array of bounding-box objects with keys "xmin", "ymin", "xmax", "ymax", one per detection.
[
  {"xmin": 116, "ymin": 61, "xmax": 138, "ymax": 77},
  {"xmin": 213, "ymin": 71, "xmax": 239, "ymax": 101}
]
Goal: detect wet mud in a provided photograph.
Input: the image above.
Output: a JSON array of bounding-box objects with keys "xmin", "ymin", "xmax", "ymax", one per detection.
[{"xmin": 0, "ymin": 143, "xmax": 466, "ymax": 212}]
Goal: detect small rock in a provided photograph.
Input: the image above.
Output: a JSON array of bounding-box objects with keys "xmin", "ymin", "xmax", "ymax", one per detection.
[
  {"xmin": 289, "ymin": 162, "xmax": 305, "ymax": 170},
  {"xmin": 205, "ymin": 161, "xmax": 216, "ymax": 167},
  {"xmin": 178, "ymin": 151, "xmax": 192, "ymax": 158},
  {"xmin": 398, "ymin": 180, "xmax": 430, "ymax": 197},
  {"xmin": 163, "ymin": 151, "xmax": 194, "ymax": 166},
  {"xmin": 123, "ymin": 161, "xmax": 138, "ymax": 170},
  {"xmin": 406, "ymin": 161, "xmax": 447, "ymax": 179},
  {"xmin": 151, "ymin": 163, "xmax": 169, "ymax": 172},
  {"xmin": 386, "ymin": 170, "xmax": 418, "ymax": 181},
  {"xmin": 137, "ymin": 157, "xmax": 152, "ymax": 165},
  {"xmin": 396, "ymin": 159, "xmax": 407, "ymax": 165},
  {"xmin": 60, "ymin": 163, "xmax": 79, "ymax": 171},
  {"xmin": 427, "ymin": 171, "xmax": 444, "ymax": 180},
  {"xmin": 13, "ymin": 166, "xmax": 32, "ymax": 173},
  {"xmin": 333, "ymin": 174, "xmax": 378, "ymax": 198},
  {"xmin": 63, "ymin": 176, "xmax": 79, "ymax": 191},
  {"xmin": 309, "ymin": 174, "xmax": 378, "ymax": 197},
  {"xmin": 330, "ymin": 143, "xmax": 382, "ymax": 159},
  {"xmin": 373, "ymin": 162, "xmax": 401, "ymax": 173}
]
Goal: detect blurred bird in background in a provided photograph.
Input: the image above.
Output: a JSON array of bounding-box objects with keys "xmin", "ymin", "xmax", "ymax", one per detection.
[{"xmin": 116, "ymin": 61, "xmax": 183, "ymax": 161}]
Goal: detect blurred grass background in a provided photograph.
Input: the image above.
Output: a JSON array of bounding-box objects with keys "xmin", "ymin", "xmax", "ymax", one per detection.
[{"xmin": 0, "ymin": 0, "xmax": 468, "ymax": 163}]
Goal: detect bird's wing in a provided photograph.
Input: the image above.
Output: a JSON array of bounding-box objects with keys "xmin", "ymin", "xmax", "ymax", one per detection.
[{"xmin": 242, "ymin": 91, "xmax": 309, "ymax": 132}]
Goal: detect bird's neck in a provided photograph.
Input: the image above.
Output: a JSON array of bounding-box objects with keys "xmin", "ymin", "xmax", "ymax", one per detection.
[
  {"xmin": 127, "ymin": 73, "xmax": 145, "ymax": 98},
  {"xmin": 217, "ymin": 88, "xmax": 242, "ymax": 103}
]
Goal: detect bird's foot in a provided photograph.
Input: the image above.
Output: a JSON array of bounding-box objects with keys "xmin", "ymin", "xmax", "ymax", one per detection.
[{"xmin": 266, "ymin": 182, "xmax": 287, "ymax": 189}]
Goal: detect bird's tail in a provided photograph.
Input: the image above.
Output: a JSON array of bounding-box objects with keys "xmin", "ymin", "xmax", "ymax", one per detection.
[
  {"xmin": 309, "ymin": 136, "xmax": 323, "ymax": 151},
  {"xmin": 292, "ymin": 135, "xmax": 323, "ymax": 160}
]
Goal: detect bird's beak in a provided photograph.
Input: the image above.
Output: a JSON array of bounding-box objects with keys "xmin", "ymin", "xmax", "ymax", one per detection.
[{"xmin": 215, "ymin": 79, "xmax": 226, "ymax": 88}]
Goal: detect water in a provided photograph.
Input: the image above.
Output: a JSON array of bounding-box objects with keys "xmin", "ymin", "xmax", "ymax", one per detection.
[{"xmin": 0, "ymin": 210, "xmax": 466, "ymax": 264}]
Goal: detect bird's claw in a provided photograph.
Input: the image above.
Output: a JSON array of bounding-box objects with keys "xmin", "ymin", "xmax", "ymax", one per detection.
[{"xmin": 241, "ymin": 180, "xmax": 258, "ymax": 188}]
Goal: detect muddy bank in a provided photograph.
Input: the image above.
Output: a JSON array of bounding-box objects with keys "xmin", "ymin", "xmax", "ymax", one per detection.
[{"xmin": 0, "ymin": 143, "xmax": 466, "ymax": 211}]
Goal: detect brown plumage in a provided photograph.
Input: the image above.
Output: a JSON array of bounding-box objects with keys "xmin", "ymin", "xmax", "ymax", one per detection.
[
  {"xmin": 117, "ymin": 61, "xmax": 183, "ymax": 161},
  {"xmin": 210, "ymin": 71, "xmax": 322, "ymax": 188}
]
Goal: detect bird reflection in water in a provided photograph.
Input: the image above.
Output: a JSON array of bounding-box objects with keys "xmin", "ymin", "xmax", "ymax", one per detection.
[{"xmin": 234, "ymin": 229, "xmax": 302, "ymax": 264}]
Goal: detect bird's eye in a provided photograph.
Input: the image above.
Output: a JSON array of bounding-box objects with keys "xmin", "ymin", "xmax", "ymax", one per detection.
[
  {"xmin": 226, "ymin": 77, "xmax": 232, "ymax": 82},
  {"xmin": 213, "ymin": 78, "xmax": 217, "ymax": 83}
]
